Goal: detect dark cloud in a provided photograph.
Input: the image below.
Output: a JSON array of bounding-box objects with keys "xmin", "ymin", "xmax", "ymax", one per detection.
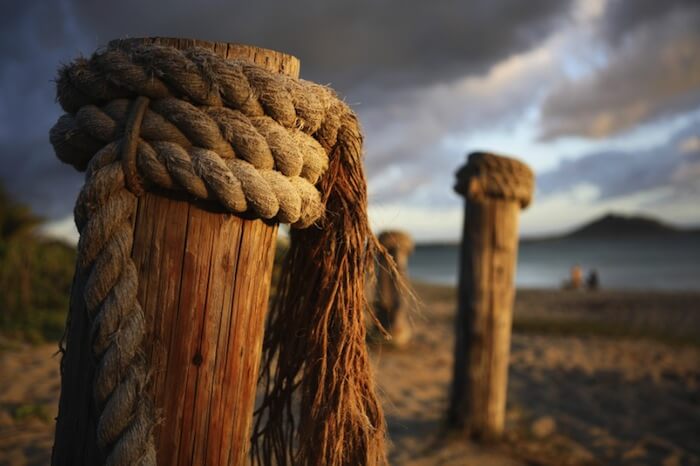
[
  {"xmin": 70, "ymin": 0, "xmax": 573, "ymax": 92},
  {"xmin": 537, "ymin": 117, "xmax": 700, "ymax": 201},
  {"xmin": 539, "ymin": 1, "xmax": 700, "ymax": 140},
  {"xmin": 0, "ymin": 138, "xmax": 82, "ymax": 219},
  {"xmin": 602, "ymin": 0, "xmax": 698, "ymax": 45},
  {"xmin": 0, "ymin": 0, "xmax": 574, "ymax": 221},
  {"xmin": 0, "ymin": 0, "xmax": 89, "ymax": 217},
  {"xmin": 5, "ymin": 0, "xmax": 699, "ymax": 232}
]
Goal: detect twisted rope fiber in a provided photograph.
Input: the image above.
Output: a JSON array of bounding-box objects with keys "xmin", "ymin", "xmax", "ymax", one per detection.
[
  {"xmin": 454, "ymin": 152, "xmax": 534, "ymax": 208},
  {"xmin": 52, "ymin": 42, "xmax": 392, "ymax": 466}
]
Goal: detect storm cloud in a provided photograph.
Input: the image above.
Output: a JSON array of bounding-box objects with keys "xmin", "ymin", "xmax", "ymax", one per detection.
[
  {"xmin": 1, "ymin": 0, "xmax": 699, "ymax": 239},
  {"xmin": 539, "ymin": 1, "xmax": 700, "ymax": 139},
  {"xmin": 537, "ymin": 117, "xmax": 700, "ymax": 201},
  {"xmin": 0, "ymin": 0, "xmax": 572, "ymax": 220},
  {"xmin": 69, "ymin": 0, "xmax": 573, "ymax": 92}
]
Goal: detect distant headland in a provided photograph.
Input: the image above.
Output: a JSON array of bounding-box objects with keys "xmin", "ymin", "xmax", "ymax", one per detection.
[
  {"xmin": 524, "ymin": 213, "xmax": 700, "ymax": 242},
  {"xmin": 415, "ymin": 212, "xmax": 700, "ymax": 247}
]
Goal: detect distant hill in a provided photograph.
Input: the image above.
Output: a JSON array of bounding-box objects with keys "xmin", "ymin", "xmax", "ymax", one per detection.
[
  {"xmin": 551, "ymin": 213, "xmax": 699, "ymax": 240},
  {"xmin": 565, "ymin": 213, "xmax": 675, "ymax": 238},
  {"xmin": 414, "ymin": 212, "xmax": 699, "ymax": 247}
]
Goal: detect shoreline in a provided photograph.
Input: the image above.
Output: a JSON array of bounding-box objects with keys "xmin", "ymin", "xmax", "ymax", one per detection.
[
  {"xmin": 412, "ymin": 281, "xmax": 700, "ymax": 347},
  {"xmin": 412, "ymin": 280, "xmax": 700, "ymax": 294}
]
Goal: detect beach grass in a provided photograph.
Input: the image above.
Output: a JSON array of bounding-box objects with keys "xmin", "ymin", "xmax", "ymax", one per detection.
[
  {"xmin": 7, "ymin": 403, "xmax": 52, "ymax": 423},
  {"xmin": 512, "ymin": 316, "xmax": 700, "ymax": 347},
  {"xmin": 410, "ymin": 281, "xmax": 700, "ymax": 347}
]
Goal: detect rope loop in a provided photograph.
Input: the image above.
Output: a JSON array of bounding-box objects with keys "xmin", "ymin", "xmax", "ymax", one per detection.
[{"xmin": 121, "ymin": 96, "xmax": 150, "ymax": 195}]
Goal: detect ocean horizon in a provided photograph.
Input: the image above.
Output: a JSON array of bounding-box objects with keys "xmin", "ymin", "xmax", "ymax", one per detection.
[{"xmin": 409, "ymin": 236, "xmax": 700, "ymax": 291}]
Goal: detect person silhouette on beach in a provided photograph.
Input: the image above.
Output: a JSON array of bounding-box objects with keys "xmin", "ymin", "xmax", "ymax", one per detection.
[
  {"xmin": 570, "ymin": 264, "xmax": 583, "ymax": 290},
  {"xmin": 586, "ymin": 269, "xmax": 599, "ymax": 291}
]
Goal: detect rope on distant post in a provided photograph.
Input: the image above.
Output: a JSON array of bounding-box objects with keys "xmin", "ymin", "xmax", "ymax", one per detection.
[
  {"xmin": 454, "ymin": 152, "xmax": 534, "ymax": 208},
  {"xmin": 51, "ymin": 42, "xmax": 394, "ymax": 466}
]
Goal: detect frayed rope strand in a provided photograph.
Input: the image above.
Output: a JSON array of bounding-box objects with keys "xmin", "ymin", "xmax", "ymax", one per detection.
[{"xmin": 253, "ymin": 114, "xmax": 404, "ymax": 466}]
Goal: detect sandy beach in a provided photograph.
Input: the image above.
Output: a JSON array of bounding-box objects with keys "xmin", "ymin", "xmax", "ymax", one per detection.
[
  {"xmin": 1, "ymin": 285, "xmax": 699, "ymax": 465},
  {"xmin": 378, "ymin": 284, "xmax": 700, "ymax": 466}
]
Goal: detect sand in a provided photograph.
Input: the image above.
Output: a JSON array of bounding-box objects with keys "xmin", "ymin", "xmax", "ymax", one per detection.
[
  {"xmin": 1, "ymin": 286, "xmax": 699, "ymax": 465},
  {"xmin": 0, "ymin": 340, "xmax": 60, "ymax": 465}
]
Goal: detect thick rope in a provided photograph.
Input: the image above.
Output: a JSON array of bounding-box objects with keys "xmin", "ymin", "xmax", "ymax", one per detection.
[
  {"xmin": 454, "ymin": 152, "xmax": 534, "ymax": 208},
  {"xmin": 52, "ymin": 42, "xmax": 390, "ymax": 466},
  {"xmin": 51, "ymin": 96, "xmax": 329, "ymax": 226}
]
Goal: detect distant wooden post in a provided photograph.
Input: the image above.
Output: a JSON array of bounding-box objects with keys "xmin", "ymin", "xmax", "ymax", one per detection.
[
  {"xmin": 447, "ymin": 152, "xmax": 534, "ymax": 440},
  {"xmin": 376, "ymin": 230, "xmax": 414, "ymax": 347},
  {"xmin": 52, "ymin": 38, "xmax": 299, "ymax": 466}
]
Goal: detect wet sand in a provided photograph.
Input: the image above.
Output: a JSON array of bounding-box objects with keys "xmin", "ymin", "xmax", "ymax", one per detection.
[{"xmin": 1, "ymin": 286, "xmax": 699, "ymax": 465}]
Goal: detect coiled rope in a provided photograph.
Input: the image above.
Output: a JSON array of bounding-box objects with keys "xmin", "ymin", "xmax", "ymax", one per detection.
[
  {"xmin": 454, "ymin": 152, "xmax": 534, "ymax": 208},
  {"xmin": 52, "ymin": 41, "xmax": 388, "ymax": 466}
]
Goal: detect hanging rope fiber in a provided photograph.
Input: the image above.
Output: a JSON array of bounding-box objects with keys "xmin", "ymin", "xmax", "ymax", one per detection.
[{"xmin": 51, "ymin": 41, "xmax": 394, "ymax": 466}]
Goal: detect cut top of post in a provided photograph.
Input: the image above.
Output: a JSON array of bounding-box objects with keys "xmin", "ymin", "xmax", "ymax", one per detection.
[
  {"xmin": 454, "ymin": 152, "xmax": 534, "ymax": 208},
  {"xmin": 109, "ymin": 37, "xmax": 300, "ymax": 77}
]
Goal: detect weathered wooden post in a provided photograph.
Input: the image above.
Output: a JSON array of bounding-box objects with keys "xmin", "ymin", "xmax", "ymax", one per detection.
[
  {"xmin": 51, "ymin": 38, "xmax": 297, "ymax": 466},
  {"xmin": 447, "ymin": 152, "xmax": 534, "ymax": 440},
  {"xmin": 50, "ymin": 37, "xmax": 387, "ymax": 466},
  {"xmin": 376, "ymin": 230, "xmax": 414, "ymax": 347}
]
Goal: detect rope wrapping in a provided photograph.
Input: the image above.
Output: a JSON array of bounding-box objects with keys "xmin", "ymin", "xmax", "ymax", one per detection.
[
  {"xmin": 52, "ymin": 41, "xmax": 389, "ymax": 466},
  {"xmin": 454, "ymin": 152, "xmax": 534, "ymax": 208}
]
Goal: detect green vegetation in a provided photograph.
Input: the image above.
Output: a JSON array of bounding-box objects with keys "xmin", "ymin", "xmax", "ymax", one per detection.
[
  {"xmin": 9, "ymin": 402, "xmax": 53, "ymax": 423},
  {"xmin": 411, "ymin": 281, "xmax": 700, "ymax": 347},
  {"xmin": 513, "ymin": 317, "xmax": 700, "ymax": 347},
  {"xmin": 0, "ymin": 185, "xmax": 75, "ymax": 343}
]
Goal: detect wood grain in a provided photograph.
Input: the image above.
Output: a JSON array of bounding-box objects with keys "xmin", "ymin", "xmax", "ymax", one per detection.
[{"xmin": 448, "ymin": 197, "xmax": 522, "ymax": 440}]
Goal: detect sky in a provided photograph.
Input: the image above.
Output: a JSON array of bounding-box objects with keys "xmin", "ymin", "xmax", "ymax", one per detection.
[{"xmin": 1, "ymin": 0, "xmax": 699, "ymax": 242}]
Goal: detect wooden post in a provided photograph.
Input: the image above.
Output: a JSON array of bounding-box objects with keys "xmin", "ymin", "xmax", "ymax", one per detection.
[
  {"xmin": 376, "ymin": 230, "xmax": 414, "ymax": 347},
  {"xmin": 447, "ymin": 152, "xmax": 534, "ymax": 440},
  {"xmin": 52, "ymin": 38, "xmax": 300, "ymax": 466}
]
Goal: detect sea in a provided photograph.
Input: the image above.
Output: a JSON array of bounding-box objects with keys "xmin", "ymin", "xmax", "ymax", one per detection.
[{"xmin": 409, "ymin": 236, "xmax": 700, "ymax": 291}]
